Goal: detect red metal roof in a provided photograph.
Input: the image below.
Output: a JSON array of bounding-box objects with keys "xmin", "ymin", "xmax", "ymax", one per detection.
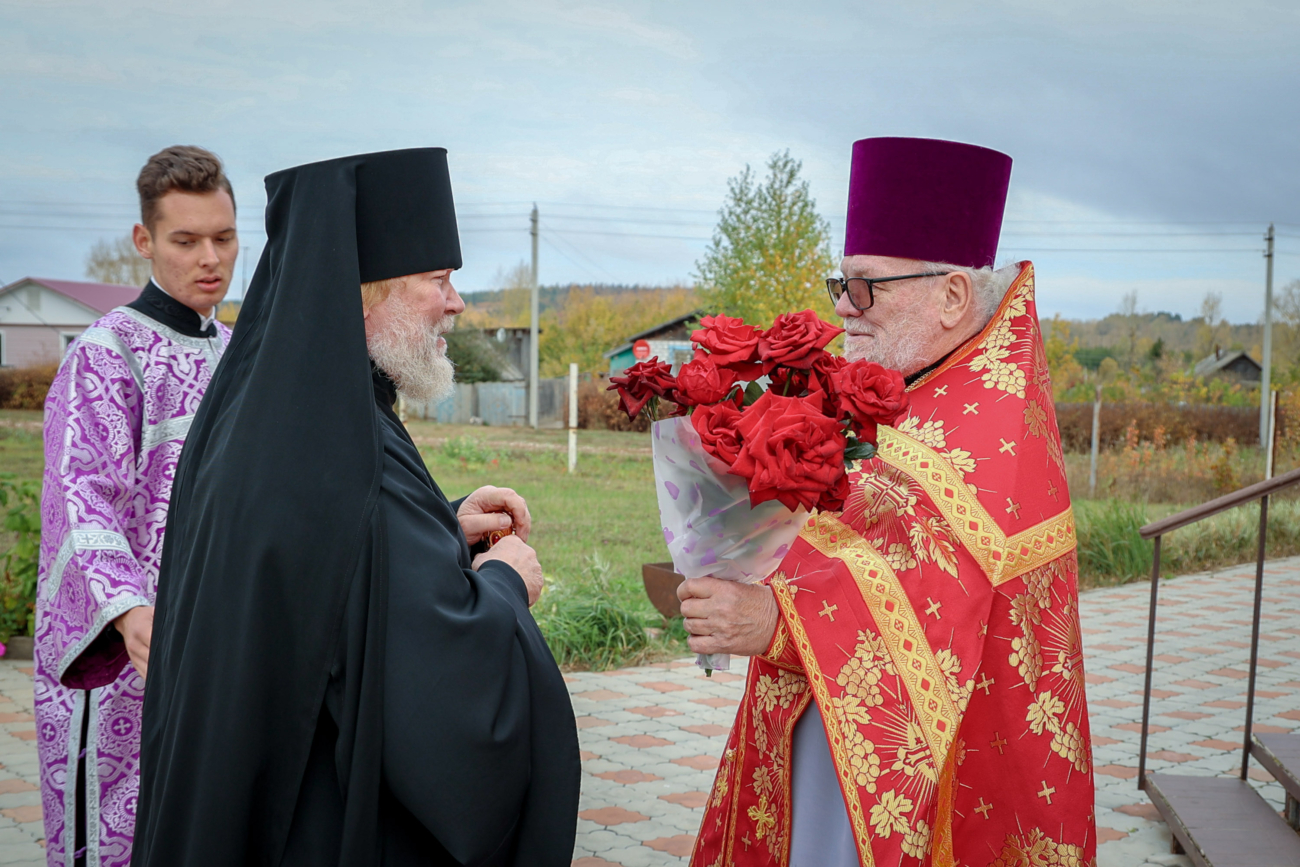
[{"xmin": 5, "ymin": 278, "xmax": 142, "ymax": 315}]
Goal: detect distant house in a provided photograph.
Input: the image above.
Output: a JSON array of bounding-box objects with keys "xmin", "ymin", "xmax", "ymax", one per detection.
[
  {"xmin": 0, "ymin": 278, "xmax": 141, "ymax": 367},
  {"xmin": 1193, "ymin": 348, "xmax": 1262, "ymax": 382},
  {"xmin": 604, "ymin": 311, "xmax": 701, "ymax": 375}
]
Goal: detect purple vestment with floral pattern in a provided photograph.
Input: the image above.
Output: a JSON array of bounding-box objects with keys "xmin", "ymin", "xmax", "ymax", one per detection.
[{"xmin": 35, "ymin": 305, "xmax": 229, "ymax": 867}]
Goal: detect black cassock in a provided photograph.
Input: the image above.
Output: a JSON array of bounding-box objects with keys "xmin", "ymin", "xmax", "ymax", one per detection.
[
  {"xmin": 280, "ymin": 371, "xmax": 580, "ymax": 867},
  {"xmin": 133, "ymin": 150, "xmax": 579, "ymax": 867}
]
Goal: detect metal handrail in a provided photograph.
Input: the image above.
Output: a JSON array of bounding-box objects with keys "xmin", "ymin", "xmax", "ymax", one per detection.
[
  {"xmin": 1137, "ymin": 466, "xmax": 1300, "ymax": 790},
  {"xmin": 1139, "ymin": 466, "xmax": 1300, "ymax": 539}
]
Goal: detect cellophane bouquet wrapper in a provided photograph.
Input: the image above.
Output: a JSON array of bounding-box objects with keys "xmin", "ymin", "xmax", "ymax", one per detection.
[{"xmin": 652, "ymin": 416, "xmax": 807, "ymax": 672}]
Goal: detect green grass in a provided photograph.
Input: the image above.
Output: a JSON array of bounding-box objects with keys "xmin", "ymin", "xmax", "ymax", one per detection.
[
  {"xmin": 419, "ymin": 431, "xmax": 688, "ymax": 668},
  {"xmin": 14, "ymin": 403, "xmax": 1300, "ymax": 667}
]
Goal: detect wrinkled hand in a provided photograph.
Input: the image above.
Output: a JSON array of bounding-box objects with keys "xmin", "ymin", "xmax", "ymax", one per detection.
[
  {"xmin": 113, "ymin": 605, "xmax": 154, "ymax": 681},
  {"xmin": 458, "ymin": 486, "xmax": 532, "ymax": 544},
  {"xmin": 678, "ymin": 578, "xmax": 778, "ymax": 657},
  {"xmin": 473, "ymin": 535, "xmax": 544, "ymax": 606}
]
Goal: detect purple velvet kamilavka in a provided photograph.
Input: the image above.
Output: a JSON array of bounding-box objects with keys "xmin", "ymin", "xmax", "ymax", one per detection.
[
  {"xmin": 35, "ymin": 307, "xmax": 229, "ymax": 867},
  {"xmin": 844, "ymin": 136, "xmax": 1012, "ymax": 268}
]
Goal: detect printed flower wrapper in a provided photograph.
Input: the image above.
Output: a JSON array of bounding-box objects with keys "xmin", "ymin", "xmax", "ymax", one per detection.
[{"xmin": 652, "ymin": 416, "xmax": 807, "ymax": 672}]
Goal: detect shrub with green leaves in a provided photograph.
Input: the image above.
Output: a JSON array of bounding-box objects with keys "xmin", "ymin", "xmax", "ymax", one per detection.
[
  {"xmin": 441, "ymin": 436, "xmax": 504, "ymax": 467},
  {"xmin": 532, "ymin": 552, "xmax": 663, "ymax": 670},
  {"xmin": 0, "ymin": 477, "xmax": 41, "ymax": 641}
]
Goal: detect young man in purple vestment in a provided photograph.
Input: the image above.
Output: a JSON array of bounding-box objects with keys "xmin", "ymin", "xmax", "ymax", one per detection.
[{"xmin": 34, "ymin": 145, "xmax": 238, "ymax": 867}]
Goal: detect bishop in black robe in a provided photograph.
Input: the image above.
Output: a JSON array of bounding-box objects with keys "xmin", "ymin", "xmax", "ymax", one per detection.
[{"xmin": 132, "ymin": 149, "xmax": 580, "ymax": 867}]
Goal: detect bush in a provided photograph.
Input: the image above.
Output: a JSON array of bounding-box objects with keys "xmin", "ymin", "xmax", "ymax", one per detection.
[
  {"xmin": 0, "ymin": 478, "xmax": 40, "ymax": 640},
  {"xmin": 578, "ymin": 378, "xmax": 650, "ymax": 432},
  {"xmin": 0, "ymin": 365, "xmax": 58, "ymax": 410},
  {"xmin": 443, "ymin": 330, "xmax": 506, "ymax": 383},
  {"xmin": 533, "ymin": 552, "xmax": 659, "ymax": 670},
  {"xmin": 440, "ymin": 436, "xmax": 504, "ymax": 467},
  {"xmin": 1055, "ymin": 401, "xmax": 1258, "ymax": 452}
]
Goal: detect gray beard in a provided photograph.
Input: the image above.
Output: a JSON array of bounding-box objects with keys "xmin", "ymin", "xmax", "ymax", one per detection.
[
  {"xmin": 844, "ymin": 318, "xmax": 931, "ymax": 375},
  {"xmin": 367, "ymin": 299, "xmax": 456, "ymax": 405}
]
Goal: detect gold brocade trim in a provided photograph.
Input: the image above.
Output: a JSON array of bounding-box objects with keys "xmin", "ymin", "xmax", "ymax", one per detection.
[
  {"xmin": 874, "ymin": 428, "xmax": 1076, "ymax": 586},
  {"xmin": 772, "ymin": 577, "xmax": 877, "ymax": 867},
  {"xmin": 799, "ymin": 514, "xmax": 961, "ymax": 771}
]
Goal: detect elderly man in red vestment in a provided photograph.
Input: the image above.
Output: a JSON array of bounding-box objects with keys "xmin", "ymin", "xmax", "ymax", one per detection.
[{"xmin": 679, "ymin": 137, "xmax": 1095, "ymax": 867}]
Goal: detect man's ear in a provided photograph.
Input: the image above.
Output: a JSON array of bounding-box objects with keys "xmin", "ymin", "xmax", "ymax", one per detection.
[
  {"xmin": 939, "ymin": 271, "xmax": 973, "ymax": 330},
  {"xmin": 132, "ymin": 224, "xmax": 154, "ymax": 261}
]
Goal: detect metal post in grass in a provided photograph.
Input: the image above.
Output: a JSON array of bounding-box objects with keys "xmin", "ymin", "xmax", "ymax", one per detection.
[
  {"xmin": 568, "ymin": 362, "xmax": 578, "ymax": 473},
  {"xmin": 1089, "ymin": 383, "xmax": 1102, "ymax": 496}
]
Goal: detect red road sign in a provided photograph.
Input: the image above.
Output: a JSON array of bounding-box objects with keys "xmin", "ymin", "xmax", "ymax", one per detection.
[{"xmin": 633, "ymin": 339, "xmax": 651, "ymax": 360}]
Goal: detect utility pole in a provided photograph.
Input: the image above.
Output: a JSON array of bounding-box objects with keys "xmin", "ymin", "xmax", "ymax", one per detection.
[
  {"xmin": 1260, "ymin": 223, "xmax": 1275, "ymax": 448},
  {"xmin": 529, "ymin": 204, "xmax": 540, "ymax": 429}
]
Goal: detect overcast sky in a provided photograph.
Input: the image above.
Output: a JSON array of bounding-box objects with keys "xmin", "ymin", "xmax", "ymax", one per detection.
[{"xmin": 2, "ymin": 0, "xmax": 1297, "ymax": 323}]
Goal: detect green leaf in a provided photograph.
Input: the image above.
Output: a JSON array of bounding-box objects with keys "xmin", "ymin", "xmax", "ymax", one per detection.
[
  {"xmin": 843, "ymin": 437, "xmax": 877, "ymax": 464},
  {"xmin": 742, "ymin": 380, "xmax": 764, "ymax": 406}
]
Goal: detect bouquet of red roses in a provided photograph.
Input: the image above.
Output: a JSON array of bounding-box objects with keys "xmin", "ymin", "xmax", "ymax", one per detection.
[{"xmin": 610, "ymin": 310, "xmax": 909, "ymax": 671}]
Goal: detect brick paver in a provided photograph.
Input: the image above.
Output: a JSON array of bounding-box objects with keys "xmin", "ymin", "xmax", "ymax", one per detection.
[
  {"xmin": 568, "ymin": 556, "xmax": 1300, "ymax": 867},
  {"xmin": 0, "ymin": 661, "xmax": 44, "ymax": 867},
  {"xmin": 0, "ymin": 556, "xmax": 1294, "ymax": 867}
]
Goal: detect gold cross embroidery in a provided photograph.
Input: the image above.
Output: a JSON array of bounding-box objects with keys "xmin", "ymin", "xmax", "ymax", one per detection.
[
  {"xmin": 818, "ymin": 601, "xmax": 839, "ymax": 621},
  {"xmin": 1005, "ymin": 498, "xmax": 1021, "ymax": 518},
  {"xmin": 1037, "ymin": 781, "xmax": 1056, "ymax": 805},
  {"xmin": 999, "ymin": 438, "xmax": 1017, "ymax": 455},
  {"xmin": 934, "ymin": 385, "xmax": 948, "ymax": 397},
  {"xmin": 976, "ymin": 674, "xmax": 994, "ymax": 695},
  {"xmin": 741, "ymin": 833, "xmax": 753, "ymax": 850},
  {"xmin": 978, "ymin": 620, "xmax": 988, "ymax": 637},
  {"xmin": 924, "ymin": 598, "xmax": 942, "ymax": 619},
  {"xmin": 990, "ymin": 733, "xmax": 1007, "ymax": 754},
  {"xmin": 963, "ymin": 402, "xmax": 979, "ymax": 415},
  {"xmin": 974, "ymin": 798, "xmax": 993, "ymax": 819},
  {"xmin": 1047, "ymin": 480, "xmax": 1059, "ymax": 500}
]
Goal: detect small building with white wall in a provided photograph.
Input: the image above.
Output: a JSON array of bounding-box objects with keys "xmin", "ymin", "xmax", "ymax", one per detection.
[{"xmin": 0, "ymin": 278, "xmax": 141, "ymax": 367}]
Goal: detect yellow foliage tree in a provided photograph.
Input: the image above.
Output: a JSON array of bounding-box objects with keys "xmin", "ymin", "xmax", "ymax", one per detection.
[{"xmin": 539, "ymin": 286, "xmax": 697, "ymax": 376}]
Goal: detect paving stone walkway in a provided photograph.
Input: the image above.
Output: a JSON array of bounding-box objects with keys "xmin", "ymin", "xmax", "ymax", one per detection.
[
  {"xmin": 568, "ymin": 557, "xmax": 1300, "ymax": 867},
  {"xmin": 0, "ymin": 556, "xmax": 1295, "ymax": 867}
]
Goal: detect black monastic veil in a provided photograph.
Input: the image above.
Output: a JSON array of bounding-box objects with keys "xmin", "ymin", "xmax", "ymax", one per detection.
[{"xmin": 133, "ymin": 149, "xmax": 580, "ymax": 867}]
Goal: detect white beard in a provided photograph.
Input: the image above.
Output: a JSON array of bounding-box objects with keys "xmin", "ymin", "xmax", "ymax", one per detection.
[
  {"xmin": 367, "ymin": 295, "xmax": 456, "ymax": 404},
  {"xmin": 843, "ymin": 311, "xmax": 932, "ymax": 375}
]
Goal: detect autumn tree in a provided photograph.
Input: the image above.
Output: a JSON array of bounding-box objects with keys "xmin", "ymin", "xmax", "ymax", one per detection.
[
  {"xmin": 538, "ymin": 285, "xmax": 697, "ymax": 376},
  {"xmin": 1196, "ymin": 291, "xmax": 1227, "ymax": 359},
  {"xmin": 85, "ymin": 235, "xmax": 151, "ymax": 286},
  {"xmin": 694, "ymin": 151, "xmax": 835, "ymax": 328}
]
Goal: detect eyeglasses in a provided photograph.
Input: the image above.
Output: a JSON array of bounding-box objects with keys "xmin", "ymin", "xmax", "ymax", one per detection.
[{"xmin": 826, "ymin": 272, "xmax": 950, "ymax": 311}]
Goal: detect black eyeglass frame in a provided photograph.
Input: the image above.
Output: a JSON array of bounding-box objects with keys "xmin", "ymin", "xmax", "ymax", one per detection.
[{"xmin": 826, "ymin": 272, "xmax": 951, "ymax": 311}]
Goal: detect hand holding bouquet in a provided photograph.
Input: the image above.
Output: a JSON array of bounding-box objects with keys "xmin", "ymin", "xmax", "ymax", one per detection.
[{"xmin": 610, "ymin": 310, "xmax": 910, "ymax": 672}]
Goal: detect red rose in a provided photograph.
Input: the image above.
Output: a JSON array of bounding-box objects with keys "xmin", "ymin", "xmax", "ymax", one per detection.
[
  {"xmin": 816, "ymin": 470, "xmax": 851, "ymax": 513},
  {"xmin": 758, "ymin": 310, "xmax": 844, "ymax": 372},
  {"xmin": 729, "ymin": 390, "xmax": 847, "ymax": 512},
  {"xmin": 692, "ymin": 314, "xmax": 763, "ymax": 378},
  {"xmin": 810, "ymin": 353, "xmax": 848, "ymax": 403},
  {"xmin": 767, "ymin": 367, "xmax": 810, "ymax": 398},
  {"xmin": 608, "ymin": 357, "xmax": 676, "ymax": 419},
  {"xmin": 831, "ymin": 360, "xmax": 909, "ymax": 438},
  {"xmin": 691, "ymin": 401, "xmax": 745, "ymax": 465},
  {"xmin": 674, "ymin": 358, "xmax": 740, "ymax": 406}
]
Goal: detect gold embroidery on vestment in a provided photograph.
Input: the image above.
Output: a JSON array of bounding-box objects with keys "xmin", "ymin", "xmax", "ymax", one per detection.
[
  {"xmin": 874, "ymin": 428, "xmax": 1076, "ymax": 586},
  {"xmin": 798, "ymin": 515, "xmax": 962, "ymax": 771}
]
